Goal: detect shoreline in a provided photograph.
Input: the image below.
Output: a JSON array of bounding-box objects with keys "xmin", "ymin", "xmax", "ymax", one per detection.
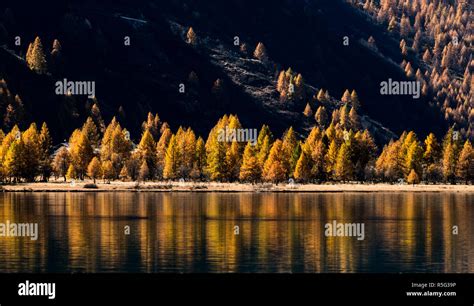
[{"xmin": 1, "ymin": 181, "xmax": 473, "ymax": 193}]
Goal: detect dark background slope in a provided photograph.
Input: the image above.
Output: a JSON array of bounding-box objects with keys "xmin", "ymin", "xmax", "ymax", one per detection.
[{"xmin": 0, "ymin": 0, "xmax": 447, "ymax": 142}]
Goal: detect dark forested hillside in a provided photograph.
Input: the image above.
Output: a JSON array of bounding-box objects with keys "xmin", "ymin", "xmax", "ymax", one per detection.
[{"xmin": 0, "ymin": 0, "xmax": 470, "ymax": 143}]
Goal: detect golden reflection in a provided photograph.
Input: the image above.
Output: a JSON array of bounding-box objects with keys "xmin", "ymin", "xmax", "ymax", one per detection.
[{"xmin": 0, "ymin": 192, "xmax": 472, "ymax": 273}]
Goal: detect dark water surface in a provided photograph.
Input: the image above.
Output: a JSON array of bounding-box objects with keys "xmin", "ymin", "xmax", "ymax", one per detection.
[{"xmin": 0, "ymin": 192, "xmax": 472, "ymax": 273}]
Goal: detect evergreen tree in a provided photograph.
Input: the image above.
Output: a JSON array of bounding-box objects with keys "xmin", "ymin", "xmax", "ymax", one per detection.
[
  {"xmin": 156, "ymin": 126, "xmax": 172, "ymax": 179},
  {"xmin": 27, "ymin": 36, "xmax": 47, "ymax": 74},
  {"xmin": 126, "ymin": 153, "xmax": 141, "ymax": 181},
  {"xmin": 142, "ymin": 112, "xmax": 161, "ymax": 140},
  {"xmin": 239, "ymin": 142, "xmax": 260, "ymax": 182},
  {"xmin": 294, "ymin": 150, "xmax": 311, "ymax": 182},
  {"xmin": 341, "ymin": 89, "xmax": 351, "ymax": 104},
  {"xmin": 456, "ymin": 141, "xmax": 474, "ymax": 183},
  {"xmin": 423, "ymin": 133, "xmax": 441, "ymax": 165},
  {"xmin": 137, "ymin": 130, "xmax": 157, "ymax": 179},
  {"xmin": 326, "ymin": 140, "xmax": 338, "ymax": 179},
  {"xmin": 66, "ymin": 164, "xmax": 76, "ymax": 181},
  {"xmin": 191, "ymin": 137, "xmax": 207, "ymax": 180},
  {"xmin": 38, "ymin": 122, "xmax": 52, "ymax": 181},
  {"xmin": 348, "ymin": 107, "xmax": 361, "ymax": 131},
  {"xmin": 119, "ymin": 165, "xmax": 128, "ymax": 181},
  {"xmin": 87, "ymin": 157, "xmax": 102, "ymax": 184},
  {"xmin": 350, "ymin": 90, "xmax": 360, "ymax": 109},
  {"xmin": 253, "ymin": 42, "xmax": 268, "ymax": 61},
  {"xmin": 315, "ymin": 106, "xmax": 328, "ymax": 128},
  {"xmin": 69, "ymin": 129, "xmax": 94, "ymax": 180},
  {"xmin": 407, "ymin": 169, "xmax": 420, "ymax": 185},
  {"xmin": 263, "ymin": 140, "xmax": 286, "ymax": 182},
  {"xmin": 303, "ymin": 103, "xmax": 313, "ymax": 117},
  {"xmin": 82, "ymin": 117, "xmax": 100, "ymax": 149},
  {"xmin": 334, "ymin": 142, "xmax": 353, "ymax": 181},
  {"xmin": 187, "ymin": 27, "xmax": 197, "ymax": 45},
  {"xmin": 163, "ymin": 134, "xmax": 180, "ymax": 180},
  {"xmin": 442, "ymin": 142, "xmax": 456, "ymax": 183},
  {"xmin": 139, "ymin": 160, "xmax": 149, "ymax": 182},
  {"xmin": 257, "ymin": 135, "xmax": 271, "ymax": 171},
  {"xmin": 52, "ymin": 146, "xmax": 70, "ymax": 181},
  {"xmin": 282, "ymin": 127, "xmax": 297, "ymax": 176},
  {"xmin": 90, "ymin": 103, "xmax": 105, "ymax": 133},
  {"xmin": 102, "ymin": 160, "xmax": 114, "ymax": 183},
  {"xmin": 405, "ymin": 140, "xmax": 423, "ymax": 179}
]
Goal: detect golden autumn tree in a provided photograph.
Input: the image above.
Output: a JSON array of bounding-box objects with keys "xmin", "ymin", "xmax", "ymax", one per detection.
[
  {"xmin": 407, "ymin": 169, "xmax": 420, "ymax": 185},
  {"xmin": 303, "ymin": 103, "xmax": 313, "ymax": 117},
  {"xmin": 52, "ymin": 146, "xmax": 71, "ymax": 181},
  {"xmin": 156, "ymin": 126, "xmax": 172, "ymax": 179},
  {"xmin": 263, "ymin": 140, "xmax": 286, "ymax": 182},
  {"xmin": 334, "ymin": 142, "xmax": 353, "ymax": 181},
  {"xmin": 456, "ymin": 141, "xmax": 474, "ymax": 184},
  {"xmin": 27, "ymin": 36, "xmax": 47, "ymax": 74},
  {"xmin": 69, "ymin": 129, "xmax": 94, "ymax": 180},
  {"xmin": 187, "ymin": 27, "xmax": 197, "ymax": 45},
  {"xmin": 294, "ymin": 150, "xmax": 311, "ymax": 182},
  {"xmin": 137, "ymin": 130, "xmax": 156, "ymax": 179},
  {"xmin": 163, "ymin": 134, "xmax": 180, "ymax": 180},
  {"xmin": 282, "ymin": 127, "xmax": 298, "ymax": 176},
  {"xmin": 38, "ymin": 122, "xmax": 52, "ymax": 181},
  {"xmin": 87, "ymin": 157, "xmax": 102, "ymax": 184},
  {"xmin": 139, "ymin": 160, "xmax": 149, "ymax": 182},
  {"xmin": 101, "ymin": 160, "xmax": 114, "ymax": 183},
  {"xmin": 239, "ymin": 142, "xmax": 260, "ymax": 182},
  {"xmin": 66, "ymin": 164, "xmax": 76, "ymax": 181},
  {"xmin": 253, "ymin": 42, "xmax": 268, "ymax": 61},
  {"xmin": 206, "ymin": 116, "xmax": 229, "ymax": 181}
]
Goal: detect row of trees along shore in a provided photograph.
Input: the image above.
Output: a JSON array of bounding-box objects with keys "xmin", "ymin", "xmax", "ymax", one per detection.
[{"xmin": 0, "ymin": 107, "xmax": 472, "ymax": 185}]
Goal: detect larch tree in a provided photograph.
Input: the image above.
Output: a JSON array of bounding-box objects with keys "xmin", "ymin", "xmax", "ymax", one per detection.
[
  {"xmin": 325, "ymin": 139, "xmax": 338, "ymax": 179},
  {"xmin": 27, "ymin": 36, "xmax": 47, "ymax": 74},
  {"xmin": 137, "ymin": 130, "xmax": 157, "ymax": 179},
  {"xmin": 38, "ymin": 122, "xmax": 52, "ymax": 181},
  {"xmin": 91, "ymin": 103, "xmax": 105, "ymax": 134},
  {"xmin": 282, "ymin": 127, "xmax": 298, "ymax": 176},
  {"xmin": 456, "ymin": 141, "xmax": 473, "ymax": 183},
  {"xmin": 186, "ymin": 27, "xmax": 197, "ymax": 45},
  {"xmin": 294, "ymin": 150, "xmax": 311, "ymax": 182},
  {"xmin": 262, "ymin": 140, "xmax": 286, "ymax": 183},
  {"xmin": 303, "ymin": 103, "xmax": 313, "ymax": 117},
  {"xmin": 253, "ymin": 42, "xmax": 268, "ymax": 61},
  {"xmin": 101, "ymin": 160, "xmax": 114, "ymax": 183},
  {"xmin": 52, "ymin": 146, "xmax": 71, "ymax": 181},
  {"xmin": 348, "ymin": 107, "xmax": 361, "ymax": 131},
  {"xmin": 191, "ymin": 137, "xmax": 207, "ymax": 180},
  {"xmin": 442, "ymin": 142, "xmax": 456, "ymax": 183},
  {"xmin": 315, "ymin": 106, "xmax": 328, "ymax": 128},
  {"xmin": 334, "ymin": 142, "xmax": 353, "ymax": 181},
  {"xmin": 257, "ymin": 135, "xmax": 271, "ymax": 171},
  {"xmin": 341, "ymin": 89, "xmax": 351, "ymax": 104},
  {"xmin": 66, "ymin": 164, "xmax": 77, "ymax": 181},
  {"xmin": 239, "ymin": 142, "xmax": 261, "ymax": 183},
  {"xmin": 69, "ymin": 129, "xmax": 94, "ymax": 180},
  {"xmin": 407, "ymin": 169, "xmax": 420, "ymax": 185},
  {"xmin": 163, "ymin": 134, "xmax": 180, "ymax": 180},
  {"xmin": 139, "ymin": 160, "xmax": 149, "ymax": 182},
  {"xmin": 156, "ymin": 126, "xmax": 172, "ymax": 179},
  {"xmin": 350, "ymin": 90, "xmax": 360, "ymax": 109},
  {"xmin": 87, "ymin": 157, "xmax": 102, "ymax": 184},
  {"xmin": 142, "ymin": 112, "xmax": 161, "ymax": 140},
  {"xmin": 82, "ymin": 117, "xmax": 100, "ymax": 149}
]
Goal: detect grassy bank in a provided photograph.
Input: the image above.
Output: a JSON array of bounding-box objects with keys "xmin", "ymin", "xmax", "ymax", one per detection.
[{"xmin": 1, "ymin": 181, "xmax": 473, "ymax": 193}]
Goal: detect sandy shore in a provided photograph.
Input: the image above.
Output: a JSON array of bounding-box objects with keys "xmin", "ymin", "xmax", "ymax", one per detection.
[{"xmin": 0, "ymin": 181, "xmax": 473, "ymax": 193}]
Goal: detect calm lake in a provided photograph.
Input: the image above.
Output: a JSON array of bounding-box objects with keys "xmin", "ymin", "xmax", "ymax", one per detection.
[{"xmin": 0, "ymin": 192, "xmax": 472, "ymax": 273}]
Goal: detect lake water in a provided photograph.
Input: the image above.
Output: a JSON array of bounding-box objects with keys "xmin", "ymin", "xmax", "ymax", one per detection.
[{"xmin": 0, "ymin": 192, "xmax": 472, "ymax": 273}]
